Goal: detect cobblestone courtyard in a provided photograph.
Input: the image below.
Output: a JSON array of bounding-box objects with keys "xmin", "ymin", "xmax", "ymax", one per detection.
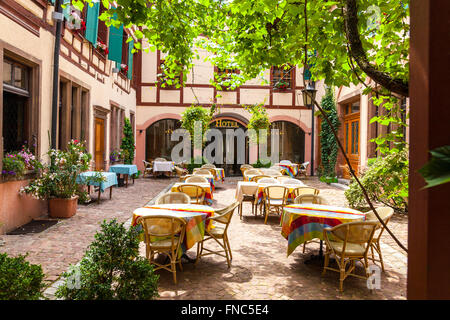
[{"xmin": 0, "ymin": 176, "xmax": 407, "ymax": 299}]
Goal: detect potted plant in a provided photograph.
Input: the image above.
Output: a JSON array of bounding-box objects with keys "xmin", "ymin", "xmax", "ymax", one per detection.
[
  {"xmin": 120, "ymin": 64, "xmax": 128, "ymax": 74},
  {"xmin": 20, "ymin": 140, "xmax": 92, "ymax": 218},
  {"xmin": 1, "ymin": 152, "xmax": 26, "ymax": 181},
  {"xmin": 109, "ymin": 149, "xmax": 123, "ymax": 164},
  {"xmin": 275, "ymin": 80, "xmax": 289, "ymax": 91},
  {"xmin": 96, "ymin": 40, "xmax": 109, "ymax": 56},
  {"xmin": 66, "ymin": 10, "xmax": 86, "ymax": 34}
]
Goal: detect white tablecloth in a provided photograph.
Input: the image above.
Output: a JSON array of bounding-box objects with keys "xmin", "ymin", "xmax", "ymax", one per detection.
[{"xmin": 153, "ymin": 161, "xmax": 174, "ymax": 172}]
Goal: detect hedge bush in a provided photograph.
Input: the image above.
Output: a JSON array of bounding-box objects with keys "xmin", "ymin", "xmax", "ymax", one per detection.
[
  {"xmin": 0, "ymin": 253, "xmax": 45, "ymax": 300},
  {"xmin": 56, "ymin": 219, "xmax": 159, "ymax": 300}
]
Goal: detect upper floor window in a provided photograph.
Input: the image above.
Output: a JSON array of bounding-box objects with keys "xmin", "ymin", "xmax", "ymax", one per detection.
[
  {"xmin": 344, "ymin": 101, "xmax": 360, "ymax": 115},
  {"xmin": 96, "ymin": 3, "xmax": 109, "ymax": 57},
  {"xmin": 119, "ymin": 31, "xmax": 129, "ymax": 76},
  {"xmin": 158, "ymin": 59, "xmax": 182, "ymax": 89},
  {"xmin": 272, "ymin": 66, "xmax": 293, "ymax": 91},
  {"xmin": 216, "ymin": 68, "xmax": 239, "ymax": 91}
]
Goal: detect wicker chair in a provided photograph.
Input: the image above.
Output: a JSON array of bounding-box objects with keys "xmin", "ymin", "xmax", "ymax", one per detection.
[
  {"xmin": 179, "ymin": 174, "xmax": 192, "ymax": 182},
  {"xmin": 136, "ymin": 215, "xmax": 187, "ymax": 284},
  {"xmin": 281, "ymin": 178, "xmax": 303, "ymax": 185},
  {"xmin": 240, "ymin": 164, "xmax": 253, "ymax": 176},
  {"xmin": 196, "ymin": 202, "xmax": 239, "ymax": 268},
  {"xmin": 194, "ymin": 169, "xmax": 212, "ymax": 176},
  {"xmin": 263, "ymin": 185, "xmax": 288, "ymax": 224},
  {"xmin": 322, "ymin": 221, "xmax": 378, "ymax": 292},
  {"xmin": 201, "ymin": 164, "xmax": 216, "ymax": 169},
  {"xmin": 269, "ymin": 165, "xmax": 284, "ymax": 172},
  {"xmin": 294, "ymin": 194, "xmax": 328, "ymax": 205},
  {"xmin": 174, "ymin": 165, "xmax": 188, "ymax": 179},
  {"xmin": 185, "ymin": 176, "xmax": 209, "ymax": 184},
  {"xmin": 177, "ymin": 184, "xmax": 205, "ymax": 204},
  {"xmin": 142, "ymin": 160, "xmax": 153, "ymax": 178},
  {"xmin": 263, "ymin": 169, "xmax": 282, "ymax": 176},
  {"xmin": 297, "ymin": 161, "xmax": 309, "ymax": 178},
  {"xmin": 252, "ymin": 175, "xmax": 271, "ymax": 183},
  {"xmin": 207, "ymin": 168, "xmax": 218, "ymax": 180},
  {"xmin": 292, "ymin": 187, "xmax": 320, "ymax": 198},
  {"xmin": 258, "ymin": 177, "xmax": 278, "ymax": 184},
  {"xmin": 155, "ymin": 192, "xmax": 191, "ymax": 205},
  {"xmin": 244, "ymin": 169, "xmax": 261, "ymax": 176},
  {"xmin": 275, "ymin": 175, "xmax": 291, "ymax": 182},
  {"xmin": 154, "ymin": 157, "xmax": 167, "ymax": 162},
  {"xmin": 364, "ymin": 207, "xmax": 395, "ymax": 272}
]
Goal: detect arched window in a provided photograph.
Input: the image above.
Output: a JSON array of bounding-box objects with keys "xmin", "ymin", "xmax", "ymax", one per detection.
[
  {"xmin": 145, "ymin": 119, "xmax": 181, "ymax": 161},
  {"xmin": 268, "ymin": 121, "xmax": 305, "ymax": 163}
]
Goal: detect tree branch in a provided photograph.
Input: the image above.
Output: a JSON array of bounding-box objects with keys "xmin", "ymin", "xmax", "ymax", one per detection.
[{"xmin": 344, "ymin": 0, "xmax": 409, "ymax": 97}]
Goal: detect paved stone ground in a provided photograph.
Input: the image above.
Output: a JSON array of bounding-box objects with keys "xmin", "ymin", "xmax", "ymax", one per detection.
[
  {"xmin": 0, "ymin": 176, "xmax": 178, "ymax": 285},
  {"xmin": 154, "ymin": 176, "xmax": 408, "ymax": 300},
  {"xmin": 0, "ymin": 175, "xmax": 407, "ymax": 299}
]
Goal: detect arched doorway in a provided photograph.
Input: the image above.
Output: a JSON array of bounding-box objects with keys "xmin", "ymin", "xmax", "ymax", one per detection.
[
  {"xmin": 209, "ymin": 116, "xmax": 249, "ymax": 176},
  {"xmin": 268, "ymin": 121, "xmax": 305, "ymax": 163},
  {"xmin": 145, "ymin": 118, "xmax": 181, "ymax": 161}
]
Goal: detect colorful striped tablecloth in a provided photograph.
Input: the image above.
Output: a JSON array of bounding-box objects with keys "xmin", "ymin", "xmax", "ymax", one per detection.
[
  {"xmin": 277, "ymin": 163, "xmax": 299, "ymax": 178},
  {"xmin": 214, "ymin": 168, "xmax": 225, "ymax": 182},
  {"xmin": 281, "ymin": 204, "xmax": 366, "ymax": 256},
  {"xmin": 132, "ymin": 204, "xmax": 214, "ymax": 256},
  {"xmin": 171, "ymin": 182, "xmax": 213, "ymax": 205},
  {"xmin": 256, "ymin": 182, "xmax": 306, "ymax": 204}
]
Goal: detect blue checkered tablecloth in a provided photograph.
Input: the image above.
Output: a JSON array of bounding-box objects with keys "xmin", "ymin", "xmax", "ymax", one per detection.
[
  {"xmin": 109, "ymin": 164, "xmax": 138, "ymax": 176},
  {"xmin": 76, "ymin": 171, "xmax": 118, "ymax": 192}
]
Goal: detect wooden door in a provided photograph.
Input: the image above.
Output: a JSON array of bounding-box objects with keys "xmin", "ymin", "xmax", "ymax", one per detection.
[
  {"xmin": 342, "ymin": 102, "xmax": 360, "ymax": 179},
  {"xmin": 94, "ymin": 117, "xmax": 105, "ymax": 171}
]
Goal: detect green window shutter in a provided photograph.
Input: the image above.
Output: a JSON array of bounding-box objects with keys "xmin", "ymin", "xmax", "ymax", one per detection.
[
  {"xmin": 85, "ymin": 1, "xmax": 100, "ymax": 46},
  {"xmin": 107, "ymin": 13, "xmax": 123, "ymax": 64},
  {"xmin": 127, "ymin": 40, "xmax": 134, "ymax": 79}
]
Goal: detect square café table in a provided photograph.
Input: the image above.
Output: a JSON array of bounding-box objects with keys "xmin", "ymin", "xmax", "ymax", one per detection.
[
  {"xmin": 76, "ymin": 171, "xmax": 118, "ymax": 203},
  {"xmin": 109, "ymin": 164, "xmax": 138, "ymax": 187},
  {"xmin": 132, "ymin": 204, "xmax": 215, "ymax": 259}
]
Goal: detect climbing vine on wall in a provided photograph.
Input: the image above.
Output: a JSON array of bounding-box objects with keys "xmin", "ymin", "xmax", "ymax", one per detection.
[{"xmin": 318, "ymin": 87, "xmax": 340, "ymax": 179}]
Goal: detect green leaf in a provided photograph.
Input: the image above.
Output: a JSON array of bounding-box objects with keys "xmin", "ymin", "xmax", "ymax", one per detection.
[{"xmin": 419, "ymin": 146, "xmax": 450, "ymax": 188}]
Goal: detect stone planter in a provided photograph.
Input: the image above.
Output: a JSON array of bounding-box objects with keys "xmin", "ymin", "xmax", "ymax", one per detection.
[{"xmin": 48, "ymin": 196, "xmax": 79, "ymax": 219}]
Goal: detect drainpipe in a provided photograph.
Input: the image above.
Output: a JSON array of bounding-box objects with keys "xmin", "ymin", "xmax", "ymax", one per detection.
[{"xmin": 51, "ymin": 0, "xmax": 63, "ymax": 149}]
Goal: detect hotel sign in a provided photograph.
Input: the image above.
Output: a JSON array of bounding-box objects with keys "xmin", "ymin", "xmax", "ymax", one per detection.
[{"xmin": 214, "ymin": 119, "xmax": 240, "ymax": 128}]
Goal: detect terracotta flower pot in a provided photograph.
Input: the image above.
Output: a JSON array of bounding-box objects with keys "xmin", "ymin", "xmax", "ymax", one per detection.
[{"xmin": 48, "ymin": 196, "xmax": 79, "ymax": 218}]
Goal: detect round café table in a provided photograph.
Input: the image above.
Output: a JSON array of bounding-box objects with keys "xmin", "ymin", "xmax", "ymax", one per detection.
[{"xmin": 281, "ymin": 204, "xmax": 366, "ymax": 261}]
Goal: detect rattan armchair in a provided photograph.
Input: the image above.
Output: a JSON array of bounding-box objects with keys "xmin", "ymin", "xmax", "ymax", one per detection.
[
  {"xmin": 185, "ymin": 176, "xmax": 209, "ymax": 184},
  {"xmin": 177, "ymin": 184, "xmax": 206, "ymax": 204},
  {"xmin": 322, "ymin": 221, "xmax": 378, "ymax": 292},
  {"xmin": 281, "ymin": 178, "xmax": 303, "ymax": 185},
  {"xmin": 292, "ymin": 187, "xmax": 320, "ymax": 198},
  {"xmin": 263, "ymin": 185, "xmax": 288, "ymax": 224},
  {"xmin": 252, "ymin": 175, "xmax": 271, "ymax": 182},
  {"xmin": 201, "ymin": 163, "xmax": 216, "ymax": 169},
  {"xmin": 195, "ymin": 202, "xmax": 239, "ymax": 268},
  {"xmin": 136, "ymin": 215, "xmax": 187, "ymax": 284},
  {"xmin": 258, "ymin": 177, "xmax": 278, "ymax": 184},
  {"xmin": 142, "ymin": 160, "xmax": 153, "ymax": 178},
  {"xmin": 154, "ymin": 157, "xmax": 167, "ymax": 161},
  {"xmin": 364, "ymin": 207, "xmax": 394, "ymax": 271},
  {"xmin": 155, "ymin": 192, "xmax": 191, "ymax": 205},
  {"xmin": 194, "ymin": 169, "xmax": 212, "ymax": 176},
  {"xmin": 294, "ymin": 194, "xmax": 328, "ymax": 205},
  {"xmin": 174, "ymin": 165, "xmax": 188, "ymax": 179},
  {"xmin": 240, "ymin": 164, "xmax": 253, "ymax": 176},
  {"xmin": 297, "ymin": 161, "xmax": 309, "ymax": 178}
]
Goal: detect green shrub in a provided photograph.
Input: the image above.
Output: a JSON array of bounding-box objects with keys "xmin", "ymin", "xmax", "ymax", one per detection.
[
  {"xmin": 0, "ymin": 253, "xmax": 45, "ymax": 300},
  {"xmin": 345, "ymin": 149, "xmax": 408, "ymax": 213},
  {"xmin": 252, "ymin": 159, "xmax": 272, "ymax": 168},
  {"xmin": 55, "ymin": 219, "xmax": 159, "ymax": 300}
]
